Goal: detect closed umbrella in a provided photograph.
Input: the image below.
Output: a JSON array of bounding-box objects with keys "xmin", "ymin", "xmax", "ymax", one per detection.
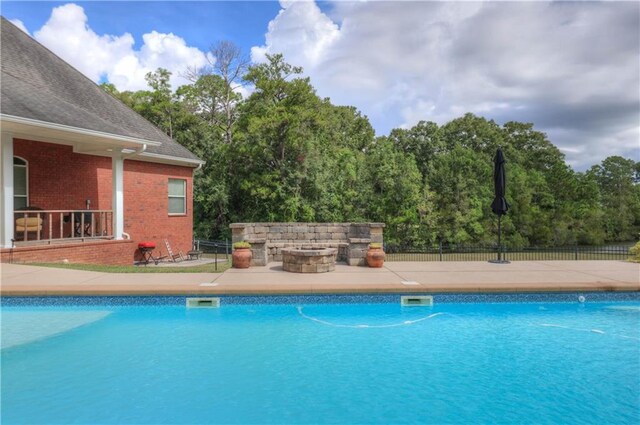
[{"xmin": 490, "ymin": 148, "xmax": 510, "ymax": 263}]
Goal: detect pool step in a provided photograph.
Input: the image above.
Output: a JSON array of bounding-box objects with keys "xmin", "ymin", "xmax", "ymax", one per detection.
[
  {"xmin": 186, "ymin": 297, "xmax": 220, "ymax": 308},
  {"xmin": 401, "ymin": 295, "xmax": 433, "ymax": 306}
]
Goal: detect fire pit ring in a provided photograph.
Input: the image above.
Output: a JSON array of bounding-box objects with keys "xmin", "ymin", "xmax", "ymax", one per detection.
[{"xmin": 282, "ymin": 247, "xmax": 337, "ymax": 273}]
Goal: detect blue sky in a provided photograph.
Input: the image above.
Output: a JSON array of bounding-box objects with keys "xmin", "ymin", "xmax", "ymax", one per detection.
[
  {"xmin": 2, "ymin": 1, "xmax": 639, "ymax": 170},
  {"xmin": 2, "ymin": 1, "xmax": 281, "ymax": 51}
]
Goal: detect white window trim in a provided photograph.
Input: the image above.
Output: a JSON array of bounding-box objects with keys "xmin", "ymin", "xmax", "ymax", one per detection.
[
  {"xmin": 14, "ymin": 156, "xmax": 28, "ymax": 209},
  {"xmin": 168, "ymin": 178, "xmax": 187, "ymax": 216}
]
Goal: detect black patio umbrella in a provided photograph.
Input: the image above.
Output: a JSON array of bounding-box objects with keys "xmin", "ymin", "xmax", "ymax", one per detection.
[{"xmin": 489, "ymin": 148, "xmax": 510, "ymax": 263}]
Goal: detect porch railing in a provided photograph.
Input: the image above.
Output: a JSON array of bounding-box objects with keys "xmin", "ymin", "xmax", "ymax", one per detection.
[{"xmin": 13, "ymin": 210, "xmax": 113, "ymax": 244}]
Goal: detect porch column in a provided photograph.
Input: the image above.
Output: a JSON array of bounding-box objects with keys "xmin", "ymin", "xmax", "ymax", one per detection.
[
  {"xmin": 1, "ymin": 132, "xmax": 14, "ymax": 248},
  {"xmin": 112, "ymin": 153, "xmax": 124, "ymax": 240}
]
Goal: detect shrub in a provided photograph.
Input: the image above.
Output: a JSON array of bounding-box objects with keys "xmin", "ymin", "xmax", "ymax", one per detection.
[
  {"xmin": 369, "ymin": 243, "xmax": 383, "ymax": 249},
  {"xmin": 233, "ymin": 241, "xmax": 251, "ymax": 249}
]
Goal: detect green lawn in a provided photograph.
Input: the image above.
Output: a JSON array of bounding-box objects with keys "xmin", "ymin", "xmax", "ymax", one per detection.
[{"xmin": 28, "ymin": 260, "xmax": 231, "ymax": 273}]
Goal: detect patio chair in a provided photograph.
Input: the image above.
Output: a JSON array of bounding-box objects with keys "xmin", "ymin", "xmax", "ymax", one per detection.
[
  {"xmin": 63, "ymin": 211, "xmax": 93, "ymax": 237},
  {"xmin": 73, "ymin": 211, "xmax": 93, "ymax": 237},
  {"xmin": 164, "ymin": 239, "xmax": 185, "ymax": 262},
  {"xmin": 15, "ymin": 217, "xmax": 43, "ymax": 240}
]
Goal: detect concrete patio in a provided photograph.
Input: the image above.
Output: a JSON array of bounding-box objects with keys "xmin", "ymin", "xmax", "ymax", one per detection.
[{"xmin": 1, "ymin": 260, "xmax": 638, "ymax": 296}]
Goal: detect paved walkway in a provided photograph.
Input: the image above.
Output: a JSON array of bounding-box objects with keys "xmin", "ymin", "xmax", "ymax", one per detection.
[{"xmin": 1, "ymin": 261, "xmax": 638, "ymax": 296}]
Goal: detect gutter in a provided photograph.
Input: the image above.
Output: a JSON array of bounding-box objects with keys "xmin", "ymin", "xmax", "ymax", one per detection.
[
  {"xmin": 122, "ymin": 144, "xmax": 147, "ymax": 158},
  {"xmin": 2, "ymin": 114, "xmax": 205, "ymax": 168},
  {"xmin": 138, "ymin": 151, "xmax": 205, "ymax": 168},
  {"xmin": 0, "ymin": 114, "xmax": 162, "ymax": 147}
]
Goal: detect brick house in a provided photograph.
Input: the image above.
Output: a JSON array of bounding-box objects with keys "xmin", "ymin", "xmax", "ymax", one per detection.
[{"xmin": 0, "ymin": 18, "xmax": 204, "ymax": 265}]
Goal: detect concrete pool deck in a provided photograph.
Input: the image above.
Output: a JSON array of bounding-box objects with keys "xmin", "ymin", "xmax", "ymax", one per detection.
[{"xmin": 1, "ymin": 260, "xmax": 638, "ymax": 296}]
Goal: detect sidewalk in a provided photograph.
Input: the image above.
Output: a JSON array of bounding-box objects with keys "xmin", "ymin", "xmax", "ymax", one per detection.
[{"xmin": 1, "ymin": 261, "xmax": 638, "ymax": 296}]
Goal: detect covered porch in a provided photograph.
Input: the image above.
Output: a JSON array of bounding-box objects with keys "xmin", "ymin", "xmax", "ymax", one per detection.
[
  {"xmin": 12, "ymin": 208, "xmax": 114, "ymax": 245},
  {"xmin": 0, "ymin": 117, "xmax": 157, "ymax": 262}
]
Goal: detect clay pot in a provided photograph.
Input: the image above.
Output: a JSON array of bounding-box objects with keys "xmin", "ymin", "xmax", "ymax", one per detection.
[
  {"xmin": 232, "ymin": 247, "xmax": 252, "ymax": 268},
  {"xmin": 366, "ymin": 246, "xmax": 385, "ymax": 268}
]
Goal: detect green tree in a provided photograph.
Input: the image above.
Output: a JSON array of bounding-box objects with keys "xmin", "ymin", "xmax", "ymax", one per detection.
[
  {"xmin": 361, "ymin": 137, "xmax": 430, "ymax": 246},
  {"xmin": 173, "ymin": 43, "xmax": 250, "ymax": 238},
  {"xmin": 305, "ymin": 102, "xmax": 375, "ymax": 222},
  {"xmin": 231, "ymin": 54, "xmax": 325, "ymax": 222},
  {"xmin": 182, "ymin": 41, "xmax": 248, "ymax": 144},
  {"xmin": 387, "ymin": 120, "xmax": 442, "ymax": 179},
  {"xmin": 428, "ymin": 144, "xmax": 492, "ymax": 244},
  {"xmin": 501, "ymin": 121, "xmax": 577, "ymax": 245},
  {"xmin": 440, "ymin": 113, "xmax": 503, "ymax": 154},
  {"xmin": 588, "ymin": 156, "xmax": 640, "ymax": 241},
  {"xmin": 136, "ymin": 69, "xmax": 183, "ymax": 138},
  {"xmin": 571, "ymin": 172, "xmax": 605, "ymax": 245},
  {"xmin": 100, "ymin": 56, "xmax": 636, "ymax": 248}
]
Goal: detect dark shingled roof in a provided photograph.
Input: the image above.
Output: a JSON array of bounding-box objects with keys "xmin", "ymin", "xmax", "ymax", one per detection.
[{"xmin": 0, "ymin": 17, "xmax": 201, "ymax": 163}]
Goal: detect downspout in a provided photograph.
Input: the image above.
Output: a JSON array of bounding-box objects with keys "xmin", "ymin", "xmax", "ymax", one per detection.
[
  {"xmin": 114, "ymin": 144, "xmax": 146, "ymax": 240},
  {"xmin": 122, "ymin": 143, "xmax": 147, "ymax": 158},
  {"xmin": 191, "ymin": 161, "xmax": 203, "ymax": 251}
]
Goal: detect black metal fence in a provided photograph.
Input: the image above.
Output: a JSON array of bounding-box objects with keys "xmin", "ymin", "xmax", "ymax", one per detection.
[
  {"xmin": 195, "ymin": 239, "xmax": 633, "ymax": 263},
  {"xmin": 194, "ymin": 239, "xmax": 232, "ymax": 270},
  {"xmin": 385, "ymin": 243, "xmax": 632, "ymax": 262}
]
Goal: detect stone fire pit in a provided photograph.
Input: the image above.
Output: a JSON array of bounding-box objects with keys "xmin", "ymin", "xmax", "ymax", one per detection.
[{"xmin": 282, "ymin": 247, "xmax": 337, "ymax": 273}]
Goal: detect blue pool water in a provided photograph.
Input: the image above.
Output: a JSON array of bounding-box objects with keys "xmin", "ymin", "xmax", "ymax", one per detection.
[{"xmin": 2, "ymin": 298, "xmax": 639, "ymax": 424}]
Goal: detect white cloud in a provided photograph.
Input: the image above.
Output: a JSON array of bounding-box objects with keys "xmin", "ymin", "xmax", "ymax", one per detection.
[
  {"xmin": 9, "ymin": 19, "xmax": 29, "ymax": 34},
  {"xmin": 251, "ymin": 0, "xmax": 340, "ymax": 67},
  {"xmin": 235, "ymin": 84, "xmax": 254, "ymax": 100},
  {"xmin": 32, "ymin": 3, "xmax": 208, "ymax": 91},
  {"xmin": 252, "ymin": 0, "xmax": 640, "ymax": 169}
]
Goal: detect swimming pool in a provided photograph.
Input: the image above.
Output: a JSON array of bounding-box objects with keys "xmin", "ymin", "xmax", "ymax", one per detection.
[{"xmin": 2, "ymin": 293, "xmax": 639, "ymax": 424}]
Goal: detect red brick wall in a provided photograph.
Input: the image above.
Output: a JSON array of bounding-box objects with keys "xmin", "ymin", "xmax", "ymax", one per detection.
[
  {"xmin": 1, "ymin": 240, "xmax": 134, "ymax": 265},
  {"xmin": 11, "ymin": 139, "xmax": 195, "ymax": 263},
  {"xmin": 14, "ymin": 139, "xmax": 112, "ymax": 211},
  {"xmin": 123, "ymin": 160, "xmax": 194, "ymax": 261}
]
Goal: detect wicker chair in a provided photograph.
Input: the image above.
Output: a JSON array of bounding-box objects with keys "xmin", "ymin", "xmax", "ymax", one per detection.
[{"xmin": 15, "ymin": 217, "xmax": 43, "ymax": 239}]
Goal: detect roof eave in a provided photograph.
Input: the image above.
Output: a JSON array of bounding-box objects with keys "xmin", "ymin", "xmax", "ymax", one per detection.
[
  {"xmin": 138, "ymin": 152, "xmax": 205, "ymax": 168},
  {"xmin": 1, "ymin": 114, "xmax": 203, "ymax": 167},
  {"xmin": 0, "ymin": 114, "xmax": 163, "ymax": 149}
]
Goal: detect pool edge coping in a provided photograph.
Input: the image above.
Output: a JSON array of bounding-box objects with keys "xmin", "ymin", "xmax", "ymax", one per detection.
[{"xmin": 2, "ymin": 285, "xmax": 639, "ymax": 297}]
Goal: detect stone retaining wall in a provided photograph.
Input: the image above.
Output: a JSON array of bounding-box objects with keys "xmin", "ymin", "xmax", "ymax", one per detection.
[{"xmin": 230, "ymin": 222, "xmax": 384, "ymax": 266}]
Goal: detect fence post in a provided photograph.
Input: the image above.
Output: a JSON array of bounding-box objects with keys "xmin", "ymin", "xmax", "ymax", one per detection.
[
  {"xmin": 226, "ymin": 238, "xmax": 229, "ymax": 261},
  {"xmin": 574, "ymin": 245, "xmax": 578, "ymax": 261},
  {"xmin": 439, "ymin": 241, "xmax": 443, "ymax": 262},
  {"xmin": 215, "ymin": 245, "xmax": 218, "ymax": 271}
]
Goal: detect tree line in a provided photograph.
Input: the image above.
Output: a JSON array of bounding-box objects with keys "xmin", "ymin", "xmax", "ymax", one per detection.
[{"xmin": 102, "ymin": 46, "xmax": 640, "ymax": 248}]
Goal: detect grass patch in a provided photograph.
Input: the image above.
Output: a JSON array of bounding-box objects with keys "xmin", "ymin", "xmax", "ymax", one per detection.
[{"xmin": 28, "ymin": 261, "xmax": 231, "ymax": 273}]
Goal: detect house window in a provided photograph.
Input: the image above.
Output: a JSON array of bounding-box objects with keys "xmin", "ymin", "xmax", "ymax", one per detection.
[
  {"xmin": 13, "ymin": 157, "xmax": 28, "ymax": 209},
  {"xmin": 168, "ymin": 178, "xmax": 186, "ymax": 215}
]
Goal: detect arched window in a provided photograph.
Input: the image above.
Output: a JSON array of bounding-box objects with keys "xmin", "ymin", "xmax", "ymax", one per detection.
[{"xmin": 13, "ymin": 157, "xmax": 28, "ymax": 209}]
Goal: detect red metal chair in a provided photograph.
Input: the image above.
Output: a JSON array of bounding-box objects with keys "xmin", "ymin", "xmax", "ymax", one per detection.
[{"xmin": 138, "ymin": 241, "xmax": 166, "ymax": 265}]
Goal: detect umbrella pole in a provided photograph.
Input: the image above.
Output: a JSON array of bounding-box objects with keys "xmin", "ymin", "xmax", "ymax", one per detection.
[
  {"xmin": 497, "ymin": 215, "xmax": 501, "ymax": 261},
  {"xmin": 489, "ymin": 215, "xmax": 510, "ymax": 263}
]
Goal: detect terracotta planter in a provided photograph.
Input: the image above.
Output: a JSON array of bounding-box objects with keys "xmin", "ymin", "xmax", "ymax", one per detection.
[
  {"xmin": 232, "ymin": 247, "xmax": 252, "ymax": 268},
  {"xmin": 366, "ymin": 246, "xmax": 385, "ymax": 268}
]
